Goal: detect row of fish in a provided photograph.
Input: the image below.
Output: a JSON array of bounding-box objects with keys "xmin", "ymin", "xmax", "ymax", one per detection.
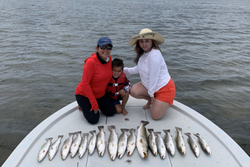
[
  {"xmin": 134, "ymin": 121, "xmax": 211, "ymax": 159},
  {"xmin": 37, "ymin": 120, "xmax": 211, "ymax": 162}
]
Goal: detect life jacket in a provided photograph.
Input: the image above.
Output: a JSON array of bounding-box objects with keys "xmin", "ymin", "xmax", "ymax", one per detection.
[{"xmin": 107, "ymin": 72, "xmax": 127, "ymax": 100}]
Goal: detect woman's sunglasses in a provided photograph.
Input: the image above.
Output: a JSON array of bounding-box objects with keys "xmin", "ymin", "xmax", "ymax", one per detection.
[{"xmin": 99, "ymin": 45, "xmax": 112, "ymax": 50}]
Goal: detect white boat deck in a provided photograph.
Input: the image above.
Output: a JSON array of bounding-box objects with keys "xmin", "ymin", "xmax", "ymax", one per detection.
[{"xmin": 3, "ymin": 97, "xmax": 250, "ymax": 167}]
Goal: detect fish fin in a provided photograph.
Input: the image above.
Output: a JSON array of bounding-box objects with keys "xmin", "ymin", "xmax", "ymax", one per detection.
[
  {"xmin": 121, "ymin": 128, "xmax": 129, "ymax": 133},
  {"xmin": 163, "ymin": 129, "xmax": 170, "ymax": 134},
  {"xmin": 98, "ymin": 126, "xmax": 104, "ymax": 130},
  {"xmin": 175, "ymin": 127, "xmax": 182, "ymax": 132},
  {"xmin": 129, "ymin": 128, "xmax": 136, "ymax": 133},
  {"xmin": 45, "ymin": 137, "xmax": 53, "ymax": 142},
  {"xmin": 69, "ymin": 132, "xmax": 75, "ymax": 136},
  {"xmin": 154, "ymin": 132, "xmax": 161, "ymax": 135},
  {"xmin": 75, "ymin": 131, "xmax": 81, "ymax": 135},
  {"xmin": 148, "ymin": 129, "xmax": 154, "ymax": 133},
  {"xmin": 184, "ymin": 132, "xmax": 191, "ymax": 136},
  {"xmin": 108, "ymin": 125, "xmax": 115, "ymax": 132},
  {"xmin": 141, "ymin": 120, "xmax": 149, "ymax": 125},
  {"xmin": 41, "ymin": 143, "xmax": 46, "ymax": 148},
  {"xmin": 193, "ymin": 133, "xmax": 200, "ymax": 137},
  {"xmin": 89, "ymin": 130, "xmax": 96, "ymax": 135}
]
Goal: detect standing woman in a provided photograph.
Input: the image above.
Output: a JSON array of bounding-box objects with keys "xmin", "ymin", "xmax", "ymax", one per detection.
[
  {"xmin": 75, "ymin": 37, "xmax": 116, "ymax": 124},
  {"xmin": 124, "ymin": 28, "xmax": 176, "ymax": 120}
]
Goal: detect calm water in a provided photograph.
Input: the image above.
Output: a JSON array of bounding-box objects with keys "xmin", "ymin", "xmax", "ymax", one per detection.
[{"xmin": 0, "ymin": 0, "xmax": 250, "ymax": 165}]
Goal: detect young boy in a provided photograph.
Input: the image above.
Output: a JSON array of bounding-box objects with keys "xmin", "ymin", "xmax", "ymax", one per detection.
[{"xmin": 106, "ymin": 58, "xmax": 132, "ymax": 116}]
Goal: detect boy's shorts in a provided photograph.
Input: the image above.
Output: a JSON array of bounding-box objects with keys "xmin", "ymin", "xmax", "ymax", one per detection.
[
  {"xmin": 112, "ymin": 95, "xmax": 122, "ymax": 105},
  {"xmin": 154, "ymin": 78, "xmax": 176, "ymax": 105}
]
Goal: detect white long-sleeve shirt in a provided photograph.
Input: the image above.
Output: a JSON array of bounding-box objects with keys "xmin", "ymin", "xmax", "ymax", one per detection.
[{"xmin": 124, "ymin": 49, "xmax": 171, "ymax": 97}]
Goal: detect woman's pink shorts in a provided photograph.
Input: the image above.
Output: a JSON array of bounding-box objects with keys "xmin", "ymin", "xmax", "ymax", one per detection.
[{"xmin": 154, "ymin": 78, "xmax": 176, "ymax": 105}]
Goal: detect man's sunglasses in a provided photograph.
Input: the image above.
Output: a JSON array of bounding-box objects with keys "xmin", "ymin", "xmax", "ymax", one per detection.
[{"xmin": 99, "ymin": 45, "xmax": 112, "ymax": 50}]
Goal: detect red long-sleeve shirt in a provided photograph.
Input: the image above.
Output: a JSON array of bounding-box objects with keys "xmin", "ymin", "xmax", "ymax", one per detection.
[{"xmin": 75, "ymin": 53, "xmax": 112, "ymax": 110}]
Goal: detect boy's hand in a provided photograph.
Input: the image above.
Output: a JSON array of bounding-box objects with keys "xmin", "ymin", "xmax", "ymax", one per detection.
[{"xmin": 119, "ymin": 89, "xmax": 126, "ymax": 97}]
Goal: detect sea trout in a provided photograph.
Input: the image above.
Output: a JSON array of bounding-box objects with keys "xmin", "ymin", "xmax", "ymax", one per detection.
[
  {"xmin": 137, "ymin": 120, "xmax": 149, "ymax": 158},
  {"xmin": 48, "ymin": 135, "xmax": 63, "ymax": 161},
  {"xmin": 70, "ymin": 131, "xmax": 82, "ymax": 158},
  {"xmin": 194, "ymin": 133, "xmax": 211, "ymax": 155},
  {"xmin": 78, "ymin": 133, "xmax": 89, "ymax": 158},
  {"xmin": 97, "ymin": 126, "xmax": 106, "ymax": 157},
  {"xmin": 175, "ymin": 127, "xmax": 186, "ymax": 155},
  {"xmin": 148, "ymin": 129, "xmax": 157, "ymax": 156},
  {"xmin": 118, "ymin": 129, "xmax": 129, "ymax": 159},
  {"xmin": 88, "ymin": 130, "xmax": 97, "ymax": 155},
  {"xmin": 108, "ymin": 125, "xmax": 118, "ymax": 161},
  {"xmin": 163, "ymin": 129, "xmax": 175, "ymax": 156},
  {"xmin": 127, "ymin": 128, "xmax": 136, "ymax": 156},
  {"xmin": 185, "ymin": 132, "xmax": 200, "ymax": 157},
  {"xmin": 38, "ymin": 137, "xmax": 53, "ymax": 162},
  {"xmin": 155, "ymin": 132, "xmax": 166, "ymax": 159},
  {"xmin": 61, "ymin": 133, "xmax": 74, "ymax": 160}
]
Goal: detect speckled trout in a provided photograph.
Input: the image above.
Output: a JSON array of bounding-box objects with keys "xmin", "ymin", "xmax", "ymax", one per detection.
[
  {"xmin": 61, "ymin": 133, "xmax": 74, "ymax": 160},
  {"xmin": 108, "ymin": 125, "xmax": 118, "ymax": 161},
  {"xmin": 155, "ymin": 132, "xmax": 166, "ymax": 159},
  {"xmin": 175, "ymin": 127, "xmax": 186, "ymax": 154},
  {"xmin": 137, "ymin": 120, "xmax": 149, "ymax": 158},
  {"xmin": 194, "ymin": 133, "xmax": 211, "ymax": 155},
  {"xmin": 118, "ymin": 129, "xmax": 129, "ymax": 159},
  {"xmin": 163, "ymin": 129, "xmax": 175, "ymax": 156},
  {"xmin": 148, "ymin": 129, "xmax": 157, "ymax": 156},
  {"xmin": 78, "ymin": 133, "xmax": 89, "ymax": 158},
  {"xmin": 97, "ymin": 126, "xmax": 106, "ymax": 157},
  {"xmin": 48, "ymin": 135, "xmax": 63, "ymax": 161},
  {"xmin": 88, "ymin": 130, "xmax": 97, "ymax": 155},
  {"xmin": 185, "ymin": 132, "xmax": 200, "ymax": 157},
  {"xmin": 70, "ymin": 131, "xmax": 82, "ymax": 158},
  {"xmin": 127, "ymin": 128, "xmax": 136, "ymax": 156},
  {"xmin": 38, "ymin": 137, "xmax": 53, "ymax": 162}
]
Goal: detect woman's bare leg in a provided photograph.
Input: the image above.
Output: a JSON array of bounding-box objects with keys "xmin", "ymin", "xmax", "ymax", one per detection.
[
  {"xmin": 150, "ymin": 99, "xmax": 170, "ymax": 120},
  {"xmin": 129, "ymin": 82, "xmax": 151, "ymax": 109}
]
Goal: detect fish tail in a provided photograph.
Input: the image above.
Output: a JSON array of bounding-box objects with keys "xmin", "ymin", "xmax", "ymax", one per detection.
[
  {"xmin": 129, "ymin": 128, "xmax": 136, "ymax": 133},
  {"xmin": 163, "ymin": 129, "xmax": 170, "ymax": 134},
  {"xmin": 154, "ymin": 132, "xmax": 161, "ymax": 136},
  {"xmin": 121, "ymin": 128, "xmax": 129, "ymax": 133},
  {"xmin": 141, "ymin": 120, "xmax": 149, "ymax": 126},
  {"xmin": 193, "ymin": 133, "xmax": 200, "ymax": 137},
  {"xmin": 76, "ymin": 131, "xmax": 82, "ymax": 134},
  {"xmin": 58, "ymin": 135, "xmax": 64, "ymax": 138},
  {"xmin": 108, "ymin": 125, "xmax": 115, "ymax": 132},
  {"xmin": 184, "ymin": 132, "xmax": 191, "ymax": 136},
  {"xmin": 98, "ymin": 126, "xmax": 104, "ymax": 130},
  {"xmin": 69, "ymin": 132, "xmax": 75, "ymax": 136},
  {"xmin": 89, "ymin": 130, "xmax": 96, "ymax": 135},
  {"xmin": 45, "ymin": 137, "xmax": 53, "ymax": 141},
  {"xmin": 175, "ymin": 127, "xmax": 182, "ymax": 132},
  {"xmin": 148, "ymin": 129, "xmax": 154, "ymax": 133}
]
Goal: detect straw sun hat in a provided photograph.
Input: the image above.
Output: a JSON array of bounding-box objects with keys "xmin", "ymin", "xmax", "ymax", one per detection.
[{"xmin": 128, "ymin": 28, "xmax": 165, "ymax": 47}]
